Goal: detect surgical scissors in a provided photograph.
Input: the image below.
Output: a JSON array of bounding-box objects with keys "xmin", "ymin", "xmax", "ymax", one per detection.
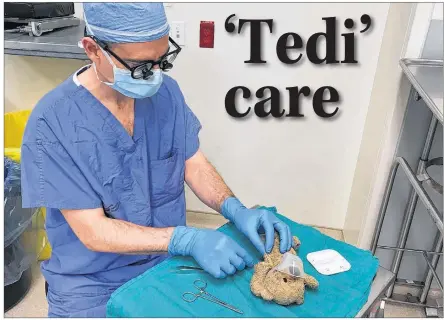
[
  {"xmin": 170, "ymin": 266, "xmax": 205, "ymax": 274},
  {"xmin": 175, "ymin": 266, "xmax": 204, "ymax": 271},
  {"xmin": 182, "ymin": 279, "xmax": 243, "ymax": 314}
]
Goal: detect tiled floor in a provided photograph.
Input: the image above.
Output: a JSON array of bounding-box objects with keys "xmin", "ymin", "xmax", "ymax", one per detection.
[{"xmin": 4, "ymin": 212, "xmax": 429, "ymax": 318}]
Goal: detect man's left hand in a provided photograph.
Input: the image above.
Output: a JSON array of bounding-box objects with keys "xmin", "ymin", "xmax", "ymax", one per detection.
[{"xmin": 221, "ymin": 197, "xmax": 292, "ymax": 256}]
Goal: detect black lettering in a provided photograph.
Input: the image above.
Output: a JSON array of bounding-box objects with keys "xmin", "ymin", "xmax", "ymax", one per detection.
[
  {"xmin": 276, "ymin": 33, "xmax": 303, "ymax": 64},
  {"xmin": 342, "ymin": 18, "xmax": 357, "ymax": 63},
  {"xmin": 360, "ymin": 14, "xmax": 372, "ymax": 33},
  {"xmin": 254, "ymin": 86, "xmax": 283, "ymax": 118},
  {"xmin": 238, "ymin": 19, "xmax": 274, "ymax": 64},
  {"xmin": 225, "ymin": 86, "xmax": 251, "ymax": 118},
  {"xmin": 313, "ymin": 86, "xmax": 340, "ymax": 118},
  {"xmin": 224, "ymin": 14, "xmax": 237, "ymax": 33},
  {"xmin": 286, "ymin": 86, "xmax": 311, "ymax": 117},
  {"xmin": 306, "ymin": 17, "xmax": 339, "ymax": 64}
]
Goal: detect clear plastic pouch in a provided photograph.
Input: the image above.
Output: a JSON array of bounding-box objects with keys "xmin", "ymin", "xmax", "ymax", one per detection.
[
  {"xmin": 272, "ymin": 252, "xmax": 306, "ymax": 278},
  {"xmin": 259, "ymin": 234, "xmax": 306, "ymax": 278}
]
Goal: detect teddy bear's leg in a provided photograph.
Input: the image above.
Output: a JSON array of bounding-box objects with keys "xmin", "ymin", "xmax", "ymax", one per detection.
[
  {"xmin": 260, "ymin": 288, "xmax": 275, "ymax": 301},
  {"xmin": 303, "ymin": 274, "xmax": 319, "ymax": 289},
  {"xmin": 294, "ymin": 295, "xmax": 304, "ymax": 305}
]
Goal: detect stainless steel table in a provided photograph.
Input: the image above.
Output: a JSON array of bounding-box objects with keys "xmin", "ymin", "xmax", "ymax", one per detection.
[
  {"xmin": 399, "ymin": 59, "xmax": 443, "ymax": 124},
  {"xmin": 370, "ymin": 58, "xmax": 443, "ymax": 315}
]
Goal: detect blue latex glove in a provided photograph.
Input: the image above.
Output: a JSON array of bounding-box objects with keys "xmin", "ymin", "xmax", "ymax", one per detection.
[
  {"xmin": 221, "ymin": 197, "xmax": 292, "ymax": 255},
  {"xmin": 168, "ymin": 226, "xmax": 254, "ymax": 279}
]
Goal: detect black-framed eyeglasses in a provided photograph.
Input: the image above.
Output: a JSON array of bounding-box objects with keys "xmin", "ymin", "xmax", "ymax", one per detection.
[{"xmin": 84, "ymin": 28, "xmax": 181, "ymax": 80}]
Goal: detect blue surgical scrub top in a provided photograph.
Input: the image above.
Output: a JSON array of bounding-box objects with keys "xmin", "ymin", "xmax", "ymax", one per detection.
[{"xmin": 20, "ymin": 65, "xmax": 201, "ymax": 317}]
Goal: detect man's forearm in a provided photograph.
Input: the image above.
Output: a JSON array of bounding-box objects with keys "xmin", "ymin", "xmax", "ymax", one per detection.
[
  {"xmin": 185, "ymin": 149, "xmax": 235, "ymax": 212},
  {"xmin": 79, "ymin": 214, "xmax": 174, "ymax": 254}
]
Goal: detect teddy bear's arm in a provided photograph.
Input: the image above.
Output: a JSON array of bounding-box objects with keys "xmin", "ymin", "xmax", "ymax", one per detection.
[
  {"xmin": 251, "ymin": 262, "xmax": 275, "ymax": 300},
  {"xmin": 303, "ymin": 274, "xmax": 319, "ymax": 289}
]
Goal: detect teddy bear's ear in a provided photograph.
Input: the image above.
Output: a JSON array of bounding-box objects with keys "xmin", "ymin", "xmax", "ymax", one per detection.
[{"xmin": 292, "ymin": 236, "xmax": 301, "ymax": 249}]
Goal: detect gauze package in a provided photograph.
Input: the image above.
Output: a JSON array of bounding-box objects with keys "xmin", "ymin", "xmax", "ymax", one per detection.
[{"xmin": 306, "ymin": 249, "xmax": 351, "ymax": 275}]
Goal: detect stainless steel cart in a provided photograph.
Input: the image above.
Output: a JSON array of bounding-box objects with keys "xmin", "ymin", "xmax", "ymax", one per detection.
[{"xmin": 370, "ymin": 58, "xmax": 443, "ymax": 317}]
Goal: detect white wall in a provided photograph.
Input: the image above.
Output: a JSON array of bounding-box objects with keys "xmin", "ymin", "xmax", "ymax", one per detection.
[
  {"xmin": 342, "ymin": 3, "xmax": 415, "ymax": 246},
  {"xmin": 403, "ymin": 3, "xmax": 442, "ymax": 60},
  {"xmin": 164, "ymin": 3, "xmax": 389, "ymax": 229},
  {"xmin": 74, "ymin": 2, "xmax": 83, "ymax": 19},
  {"xmin": 432, "ymin": 3, "xmax": 443, "ymax": 20},
  {"xmin": 5, "ymin": 3, "xmax": 391, "ymax": 229},
  {"xmin": 4, "ymin": 56, "xmax": 85, "ymax": 112}
]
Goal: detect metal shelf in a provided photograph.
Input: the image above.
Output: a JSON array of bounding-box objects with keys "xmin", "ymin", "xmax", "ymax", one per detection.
[
  {"xmin": 368, "ymin": 59, "xmax": 444, "ymax": 315},
  {"xmin": 4, "ymin": 22, "xmax": 87, "ymax": 60},
  {"xmin": 400, "ymin": 58, "xmax": 443, "ymax": 124}
]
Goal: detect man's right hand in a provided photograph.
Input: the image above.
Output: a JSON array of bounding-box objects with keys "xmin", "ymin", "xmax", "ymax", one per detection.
[{"xmin": 168, "ymin": 226, "xmax": 254, "ymax": 278}]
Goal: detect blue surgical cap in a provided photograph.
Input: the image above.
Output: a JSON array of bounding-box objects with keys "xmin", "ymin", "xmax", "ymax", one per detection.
[{"xmin": 83, "ymin": 3, "xmax": 170, "ymax": 43}]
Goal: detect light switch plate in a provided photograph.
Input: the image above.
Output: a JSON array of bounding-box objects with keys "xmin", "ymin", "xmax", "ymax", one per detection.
[{"xmin": 170, "ymin": 21, "xmax": 185, "ymax": 46}]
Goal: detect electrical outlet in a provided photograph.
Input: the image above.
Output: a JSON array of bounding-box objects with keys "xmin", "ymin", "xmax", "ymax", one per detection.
[{"xmin": 170, "ymin": 21, "xmax": 185, "ymax": 46}]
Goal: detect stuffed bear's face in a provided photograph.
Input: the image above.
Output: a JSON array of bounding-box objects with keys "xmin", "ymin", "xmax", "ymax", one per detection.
[
  {"xmin": 263, "ymin": 269, "xmax": 306, "ymax": 305},
  {"xmin": 262, "ymin": 236, "xmax": 306, "ymax": 305},
  {"xmin": 250, "ymin": 235, "xmax": 318, "ymax": 306}
]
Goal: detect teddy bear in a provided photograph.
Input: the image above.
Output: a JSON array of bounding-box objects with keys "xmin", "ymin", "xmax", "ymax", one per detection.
[{"xmin": 250, "ymin": 234, "xmax": 319, "ymax": 306}]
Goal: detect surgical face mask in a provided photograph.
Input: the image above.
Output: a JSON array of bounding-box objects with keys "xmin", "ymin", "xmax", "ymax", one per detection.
[{"xmin": 94, "ymin": 47, "xmax": 163, "ymax": 99}]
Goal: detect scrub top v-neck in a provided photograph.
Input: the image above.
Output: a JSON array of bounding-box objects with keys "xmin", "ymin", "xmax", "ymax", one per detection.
[{"xmin": 20, "ymin": 65, "xmax": 202, "ymax": 316}]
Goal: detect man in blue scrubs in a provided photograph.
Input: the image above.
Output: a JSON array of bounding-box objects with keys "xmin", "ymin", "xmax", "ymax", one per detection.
[{"xmin": 21, "ymin": 3, "xmax": 292, "ymax": 317}]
